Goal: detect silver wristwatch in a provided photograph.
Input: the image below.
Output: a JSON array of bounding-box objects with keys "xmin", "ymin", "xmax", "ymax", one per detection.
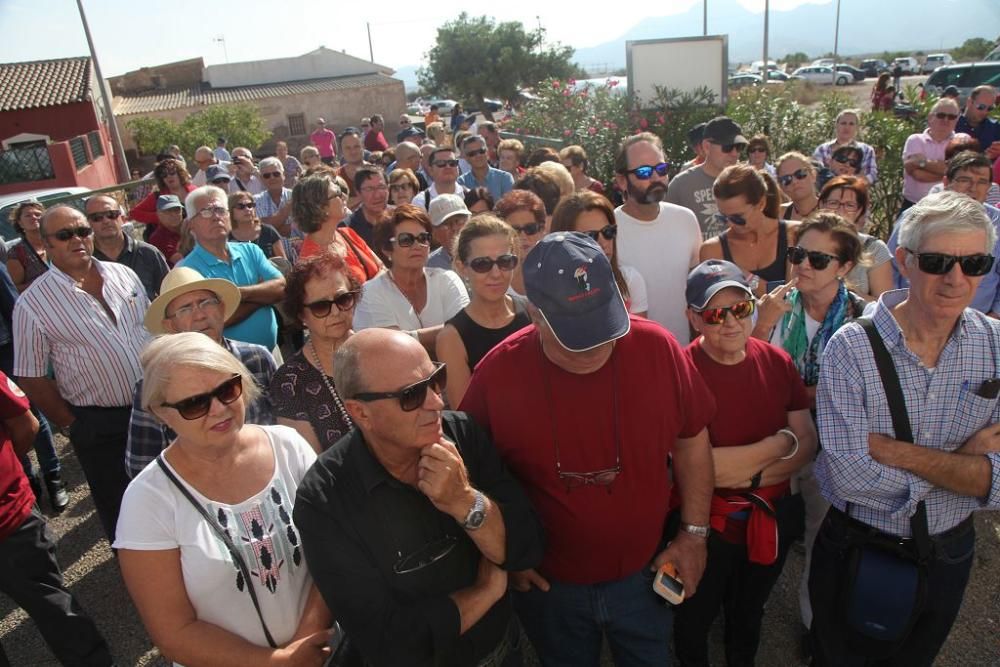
[
  {"xmin": 680, "ymin": 522, "xmax": 710, "ymax": 538},
  {"xmin": 462, "ymin": 490, "xmax": 487, "ymax": 531}
]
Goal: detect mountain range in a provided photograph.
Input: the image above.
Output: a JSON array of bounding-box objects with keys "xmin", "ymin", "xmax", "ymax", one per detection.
[{"xmin": 396, "ymin": 0, "xmax": 999, "ymax": 90}]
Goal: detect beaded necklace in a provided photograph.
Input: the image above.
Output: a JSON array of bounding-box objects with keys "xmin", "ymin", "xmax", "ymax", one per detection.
[{"xmin": 306, "ymin": 339, "xmax": 353, "ymax": 428}]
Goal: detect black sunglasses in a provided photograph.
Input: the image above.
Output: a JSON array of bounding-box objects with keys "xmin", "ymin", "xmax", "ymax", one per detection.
[
  {"xmin": 778, "ymin": 168, "xmax": 810, "ymax": 187},
  {"xmin": 627, "ymin": 162, "xmax": 670, "ymax": 180},
  {"xmin": 161, "ymin": 374, "xmax": 243, "ymax": 420},
  {"xmin": 975, "ymin": 103, "xmax": 996, "ymax": 112},
  {"xmin": 715, "ymin": 212, "xmax": 748, "ymax": 227},
  {"xmin": 906, "ymin": 250, "xmax": 994, "ymax": 276},
  {"xmin": 465, "ymin": 147, "xmax": 488, "ymax": 158},
  {"xmin": 510, "ymin": 222, "xmax": 545, "ymax": 236},
  {"xmin": 233, "ymin": 202, "xmax": 256, "ymax": 210},
  {"xmin": 393, "ymin": 534, "xmax": 456, "ymax": 575},
  {"xmin": 261, "ymin": 171, "xmax": 282, "ymax": 179},
  {"xmin": 787, "ymin": 245, "xmax": 840, "ymax": 270},
  {"xmin": 433, "ymin": 159, "xmax": 460, "ymax": 168},
  {"xmin": 934, "ymin": 112, "xmax": 959, "ymax": 121},
  {"xmin": 469, "ymin": 254, "xmax": 518, "ymax": 273},
  {"xmin": 833, "ymin": 154, "xmax": 861, "ymax": 169},
  {"xmin": 710, "ymin": 141, "xmax": 742, "ymax": 153},
  {"xmin": 584, "ymin": 225, "xmax": 617, "ymax": 241},
  {"xmin": 352, "ymin": 362, "xmax": 447, "ymax": 412},
  {"xmin": 86, "ymin": 210, "xmax": 122, "ymax": 223},
  {"xmin": 305, "ymin": 291, "xmax": 360, "ymax": 318},
  {"xmin": 391, "ymin": 231, "xmax": 432, "ymax": 247},
  {"xmin": 47, "ymin": 226, "xmax": 93, "ymax": 242}
]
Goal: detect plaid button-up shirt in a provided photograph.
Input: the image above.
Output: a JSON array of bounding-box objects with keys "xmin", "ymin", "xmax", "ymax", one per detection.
[{"xmin": 816, "ymin": 289, "xmax": 1000, "ymax": 537}]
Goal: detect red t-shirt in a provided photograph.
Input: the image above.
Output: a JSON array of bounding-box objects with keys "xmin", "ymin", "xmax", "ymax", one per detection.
[
  {"xmin": 311, "ymin": 128, "xmax": 337, "ymax": 159},
  {"xmin": 686, "ymin": 337, "xmax": 810, "ymax": 543},
  {"xmin": 364, "ymin": 131, "xmax": 389, "ymax": 153},
  {"xmin": 148, "ymin": 225, "xmax": 182, "ymax": 266},
  {"xmin": 460, "ymin": 317, "xmax": 715, "ymax": 584},
  {"xmin": 0, "ymin": 373, "xmax": 34, "ymax": 541}
]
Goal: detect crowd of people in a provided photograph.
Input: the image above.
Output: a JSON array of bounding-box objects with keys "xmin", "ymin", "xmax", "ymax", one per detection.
[{"xmin": 1, "ymin": 87, "xmax": 999, "ymax": 667}]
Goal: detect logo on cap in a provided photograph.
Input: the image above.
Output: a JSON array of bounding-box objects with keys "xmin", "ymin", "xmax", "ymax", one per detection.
[{"xmin": 574, "ymin": 266, "xmax": 590, "ymax": 292}]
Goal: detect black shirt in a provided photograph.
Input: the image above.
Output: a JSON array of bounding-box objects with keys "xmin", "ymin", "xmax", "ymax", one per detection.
[
  {"xmin": 347, "ymin": 207, "xmax": 376, "ymax": 249},
  {"xmin": 93, "ymin": 234, "xmax": 170, "ymax": 300},
  {"xmin": 293, "ymin": 411, "xmax": 544, "ymax": 667},
  {"xmin": 447, "ymin": 298, "xmax": 531, "ymax": 371}
]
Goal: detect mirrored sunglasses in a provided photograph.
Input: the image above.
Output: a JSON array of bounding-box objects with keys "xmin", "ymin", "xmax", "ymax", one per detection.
[
  {"xmin": 694, "ymin": 298, "xmax": 756, "ymax": 325},
  {"xmin": 627, "ymin": 162, "xmax": 670, "ymax": 180}
]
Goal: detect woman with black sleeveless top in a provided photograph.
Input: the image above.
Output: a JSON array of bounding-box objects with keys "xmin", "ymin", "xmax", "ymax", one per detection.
[
  {"xmin": 436, "ymin": 214, "xmax": 530, "ymax": 407},
  {"xmin": 700, "ymin": 164, "xmax": 799, "ymax": 293}
]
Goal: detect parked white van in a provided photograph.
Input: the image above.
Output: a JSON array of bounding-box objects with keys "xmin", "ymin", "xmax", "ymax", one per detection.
[
  {"xmin": 893, "ymin": 57, "xmax": 920, "ymax": 74},
  {"xmin": 922, "ymin": 53, "xmax": 954, "ymax": 74}
]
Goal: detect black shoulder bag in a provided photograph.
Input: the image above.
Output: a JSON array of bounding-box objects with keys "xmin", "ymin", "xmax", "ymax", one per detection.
[
  {"xmin": 155, "ymin": 456, "xmax": 278, "ymax": 648},
  {"xmin": 841, "ymin": 319, "xmax": 932, "ymax": 658}
]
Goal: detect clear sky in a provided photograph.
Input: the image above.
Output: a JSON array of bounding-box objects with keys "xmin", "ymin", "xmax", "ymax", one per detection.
[{"xmin": 0, "ymin": 0, "xmax": 835, "ymax": 77}]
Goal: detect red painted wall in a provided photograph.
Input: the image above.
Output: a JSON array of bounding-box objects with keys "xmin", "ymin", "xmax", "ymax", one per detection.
[
  {"xmin": 0, "ymin": 137, "xmax": 118, "ymax": 196},
  {"xmin": 0, "ymin": 101, "xmax": 100, "ymax": 143}
]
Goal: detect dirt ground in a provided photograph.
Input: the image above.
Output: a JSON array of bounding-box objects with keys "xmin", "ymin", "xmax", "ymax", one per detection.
[{"xmin": 1, "ymin": 432, "xmax": 997, "ymax": 666}]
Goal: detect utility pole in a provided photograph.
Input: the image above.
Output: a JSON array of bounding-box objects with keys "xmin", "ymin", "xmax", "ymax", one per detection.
[
  {"xmin": 703, "ymin": 0, "xmax": 708, "ymax": 36},
  {"xmin": 367, "ymin": 22, "xmax": 374, "ymax": 62},
  {"xmin": 213, "ymin": 36, "xmax": 228, "ymax": 63},
  {"xmin": 75, "ymin": 0, "xmax": 128, "ymax": 181},
  {"xmin": 832, "ymin": 0, "xmax": 841, "ymax": 85},
  {"xmin": 762, "ymin": 0, "xmax": 769, "ymax": 80}
]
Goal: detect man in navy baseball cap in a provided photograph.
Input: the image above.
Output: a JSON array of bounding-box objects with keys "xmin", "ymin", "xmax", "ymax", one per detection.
[{"xmin": 523, "ymin": 232, "xmax": 630, "ymax": 351}]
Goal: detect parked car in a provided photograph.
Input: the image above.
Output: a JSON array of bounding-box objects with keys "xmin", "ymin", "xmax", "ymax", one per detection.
[
  {"xmin": 922, "ymin": 53, "xmax": 954, "ymax": 74},
  {"xmin": 764, "ymin": 70, "xmax": 790, "ymax": 82},
  {"xmin": 729, "ymin": 73, "xmax": 764, "ymax": 89},
  {"xmin": 0, "ymin": 187, "xmax": 89, "ymax": 242},
  {"xmin": 812, "ymin": 58, "xmax": 835, "ymax": 68},
  {"xmin": 925, "ymin": 62, "xmax": 1000, "ymax": 105},
  {"xmin": 835, "ymin": 64, "xmax": 866, "ymax": 81},
  {"xmin": 791, "ymin": 66, "xmax": 852, "ymax": 86},
  {"xmin": 893, "ymin": 57, "xmax": 920, "ymax": 74},
  {"xmin": 464, "ymin": 98, "xmax": 504, "ymax": 114},
  {"xmin": 861, "ymin": 59, "xmax": 889, "ymax": 77},
  {"xmin": 420, "ymin": 98, "xmax": 458, "ymax": 114}
]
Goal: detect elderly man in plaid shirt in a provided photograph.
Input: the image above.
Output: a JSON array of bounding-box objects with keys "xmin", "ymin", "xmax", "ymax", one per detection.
[
  {"xmin": 811, "ymin": 190, "xmax": 1000, "ymax": 666},
  {"xmin": 124, "ymin": 267, "xmax": 276, "ymax": 479}
]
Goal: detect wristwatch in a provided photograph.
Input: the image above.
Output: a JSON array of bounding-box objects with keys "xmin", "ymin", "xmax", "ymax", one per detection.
[
  {"xmin": 680, "ymin": 521, "xmax": 710, "ymax": 538},
  {"xmin": 918, "ymin": 158, "xmax": 927, "ymax": 169},
  {"xmin": 462, "ymin": 490, "xmax": 487, "ymax": 531}
]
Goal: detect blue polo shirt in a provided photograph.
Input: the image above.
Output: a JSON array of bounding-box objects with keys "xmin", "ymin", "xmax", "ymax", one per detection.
[
  {"xmin": 178, "ymin": 242, "xmax": 283, "ymax": 349},
  {"xmin": 458, "ymin": 167, "xmax": 514, "ymax": 201},
  {"xmin": 956, "ymin": 115, "xmax": 1000, "ymax": 155}
]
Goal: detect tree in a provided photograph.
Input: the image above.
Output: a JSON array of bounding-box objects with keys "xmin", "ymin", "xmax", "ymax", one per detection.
[
  {"xmin": 783, "ymin": 52, "xmax": 810, "ymax": 68},
  {"xmin": 951, "ymin": 37, "xmax": 995, "ymax": 62},
  {"xmin": 125, "ymin": 104, "xmax": 270, "ymax": 158},
  {"xmin": 418, "ymin": 13, "xmax": 580, "ymax": 121}
]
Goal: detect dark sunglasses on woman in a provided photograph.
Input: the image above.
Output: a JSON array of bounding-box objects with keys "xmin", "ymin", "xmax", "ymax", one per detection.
[
  {"xmin": 510, "ymin": 222, "xmax": 545, "ymax": 236},
  {"xmin": 778, "ymin": 168, "xmax": 810, "ymax": 187},
  {"xmin": 906, "ymin": 250, "xmax": 994, "ymax": 276},
  {"xmin": 694, "ymin": 299, "xmax": 756, "ymax": 325},
  {"xmin": 161, "ymin": 374, "xmax": 243, "ymax": 420},
  {"xmin": 715, "ymin": 212, "xmax": 748, "ymax": 226},
  {"xmin": 787, "ymin": 245, "xmax": 840, "ymax": 270},
  {"xmin": 833, "ymin": 154, "xmax": 861, "ymax": 169},
  {"xmin": 584, "ymin": 225, "xmax": 617, "ymax": 241},
  {"xmin": 305, "ymin": 291, "xmax": 360, "ymax": 318},
  {"xmin": 233, "ymin": 202, "xmax": 256, "ymax": 210},
  {"xmin": 352, "ymin": 362, "xmax": 447, "ymax": 412},
  {"xmin": 469, "ymin": 254, "xmax": 519, "ymax": 273},
  {"xmin": 391, "ymin": 232, "xmax": 432, "ymax": 247}
]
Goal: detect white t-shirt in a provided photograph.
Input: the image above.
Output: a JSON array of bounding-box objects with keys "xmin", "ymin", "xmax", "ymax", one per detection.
[
  {"xmin": 615, "ymin": 203, "xmax": 702, "ymax": 343},
  {"xmin": 354, "ymin": 267, "xmax": 470, "ymax": 331},
  {"xmin": 620, "ymin": 264, "xmax": 649, "ymax": 315},
  {"xmin": 114, "ymin": 425, "xmax": 317, "ymax": 655},
  {"xmin": 769, "ymin": 311, "xmax": 821, "ymax": 348},
  {"xmin": 412, "ymin": 183, "xmax": 468, "ymax": 210}
]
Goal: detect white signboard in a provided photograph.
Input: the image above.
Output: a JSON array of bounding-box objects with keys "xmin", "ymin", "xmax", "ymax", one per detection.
[{"xmin": 626, "ymin": 35, "xmax": 728, "ymax": 109}]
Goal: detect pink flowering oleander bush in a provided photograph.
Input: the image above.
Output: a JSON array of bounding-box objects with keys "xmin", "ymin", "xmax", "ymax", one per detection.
[{"xmin": 510, "ymin": 78, "xmax": 949, "ymax": 237}]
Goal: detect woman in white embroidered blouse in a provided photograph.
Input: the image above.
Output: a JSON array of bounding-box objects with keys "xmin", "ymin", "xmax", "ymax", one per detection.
[
  {"xmin": 114, "ymin": 333, "xmax": 333, "ymax": 666},
  {"xmin": 353, "ymin": 203, "xmax": 469, "ymax": 353}
]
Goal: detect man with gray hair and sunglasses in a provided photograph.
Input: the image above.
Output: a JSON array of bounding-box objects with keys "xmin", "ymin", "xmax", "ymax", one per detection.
[
  {"xmin": 811, "ymin": 190, "xmax": 1000, "ymax": 664},
  {"xmin": 293, "ymin": 327, "xmax": 543, "ymax": 666}
]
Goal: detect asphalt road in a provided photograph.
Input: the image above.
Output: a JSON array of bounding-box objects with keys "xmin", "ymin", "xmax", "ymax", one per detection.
[{"xmin": 2, "ymin": 435, "xmax": 998, "ymax": 666}]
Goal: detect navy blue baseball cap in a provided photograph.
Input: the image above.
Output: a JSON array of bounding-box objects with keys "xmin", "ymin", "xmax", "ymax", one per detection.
[
  {"xmin": 686, "ymin": 259, "xmax": 753, "ymax": 310},
  {"xmin": 524, "ymin": 232, "xmax": 630, "ymax": 352}
]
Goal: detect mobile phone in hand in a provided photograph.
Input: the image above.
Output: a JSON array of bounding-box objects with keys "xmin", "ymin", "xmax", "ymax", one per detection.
[{"xmin": 653, "ymin": 563, "xmax": 685, "ymax": 605}]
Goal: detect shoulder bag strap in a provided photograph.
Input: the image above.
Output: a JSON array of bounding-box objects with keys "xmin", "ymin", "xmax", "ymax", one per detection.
[
  {"xmin": 856, "ymin": 318, "xmax": 931, "ymax": 560},
  {"xmin": 155, "ymin": 456, "xmax": 278, "ymax": 648}
]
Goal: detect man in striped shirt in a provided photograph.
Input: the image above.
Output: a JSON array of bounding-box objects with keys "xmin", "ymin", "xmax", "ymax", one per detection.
[{"xmin": 12, "ymin": 205, "xmax": 151, "ymax": 545}]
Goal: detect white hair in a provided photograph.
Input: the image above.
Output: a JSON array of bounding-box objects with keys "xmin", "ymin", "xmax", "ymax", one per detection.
[
  {"xmin": 258, "ymin": 156, "xmax": 283, "ymax": 173},
  {"xmin": 898, "ymin": 190, "xmax": 996, "ymax": 255},
  {"xmin": 185, "ymin": 185, "xmax": 228, "ymax": 220}
]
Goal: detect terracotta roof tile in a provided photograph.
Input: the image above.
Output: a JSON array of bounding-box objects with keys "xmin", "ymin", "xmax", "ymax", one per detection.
[
  {"xmin": 113, "ymin": 73, "xmax": 399, "ymax": 116},
  {"xmin": 0, "ymin": 57, "xmax": 92, "ymax": 111}
]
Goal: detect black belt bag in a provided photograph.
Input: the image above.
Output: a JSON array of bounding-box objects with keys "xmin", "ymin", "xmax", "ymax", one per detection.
[{"xmin": 839, "ymin": 319, "xmax": 935, "ymax": 658}]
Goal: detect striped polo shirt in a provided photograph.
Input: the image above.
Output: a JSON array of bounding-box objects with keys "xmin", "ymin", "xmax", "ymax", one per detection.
[{"xmin": 13, "ymin": 260, "xmax": 151, "ymax": 407}]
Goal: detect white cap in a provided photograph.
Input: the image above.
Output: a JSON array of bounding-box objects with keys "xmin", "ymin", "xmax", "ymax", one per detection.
[{"xmin": 428, "ymin": 194, "xmax": 469, "ymax": 227}]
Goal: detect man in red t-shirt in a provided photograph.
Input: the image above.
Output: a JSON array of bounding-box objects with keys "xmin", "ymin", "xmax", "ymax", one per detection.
[
  {"xmin": 363, "ymin": 114, "xmax": 390, "ymax": 153},
  {"xmin": 0, "ymin": 372, "xmax": 112, "ymax": 665},
  {"xmin": 461, "ymin": 232, "xmax": 716, "ymax": 666}
]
